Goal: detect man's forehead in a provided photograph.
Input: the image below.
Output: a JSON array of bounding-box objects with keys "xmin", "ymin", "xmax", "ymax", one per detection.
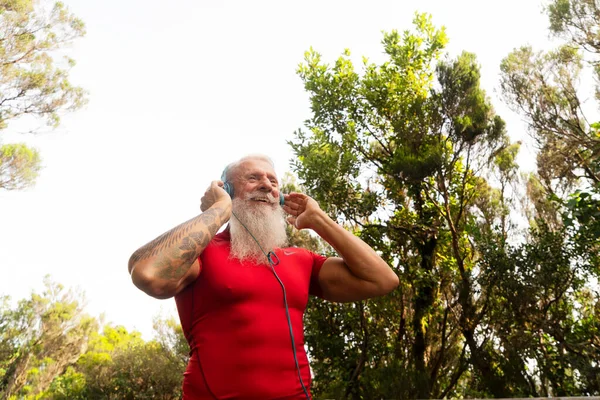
[{"xmin": 238, "ymin": 159, "xmax": 276, "ymax": 174}]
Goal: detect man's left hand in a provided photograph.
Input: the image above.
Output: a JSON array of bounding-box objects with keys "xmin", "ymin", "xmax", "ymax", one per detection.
[{"xmin": 282, "ymin": 192, "xmax": 324, "ymax": 230}]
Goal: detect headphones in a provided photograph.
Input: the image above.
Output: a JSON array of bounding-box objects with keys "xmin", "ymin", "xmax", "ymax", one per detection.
[{"xmin": 221, "ymin": 168, "xmax": 285, "ymax": 206}]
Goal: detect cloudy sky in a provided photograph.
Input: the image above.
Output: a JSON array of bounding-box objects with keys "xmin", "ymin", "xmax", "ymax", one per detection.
[{"xmin": 0, "ymin": 0, "xmax": 556, "ymax": 338}]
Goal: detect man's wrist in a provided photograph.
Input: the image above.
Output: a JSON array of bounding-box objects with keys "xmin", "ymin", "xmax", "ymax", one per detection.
[
  {"xmin": 307, "ymin": 210, "xmax": 334, "ymax": 233},
  {"xmin": 211, "ymin": 199, "xmax": 232, "ymax": 214}
]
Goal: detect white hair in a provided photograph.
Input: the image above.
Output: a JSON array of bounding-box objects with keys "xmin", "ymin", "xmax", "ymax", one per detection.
[{"xmin": 222, "ymin": 154, "xmax": 276, "ymax": 183}]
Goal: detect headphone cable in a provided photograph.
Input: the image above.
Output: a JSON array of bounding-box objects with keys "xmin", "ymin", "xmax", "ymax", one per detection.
[{"xmin": 231, "ymin": 211, "xmax": 312, "ymax": 400}]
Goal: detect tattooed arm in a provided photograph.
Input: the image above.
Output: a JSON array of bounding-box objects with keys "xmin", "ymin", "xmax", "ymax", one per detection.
[{"xmin": 128, "ymin": 181, "xmax": 232, "ymax": 299}]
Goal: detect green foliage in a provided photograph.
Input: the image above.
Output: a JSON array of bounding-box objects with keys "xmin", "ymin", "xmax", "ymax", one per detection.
[
  {"xmin": 0, "ymin": 143, "xmax": 41, "ymax": 190},
  {"xmin": 0, "ymin": 0, "xmax": 86, "ymax": 191},
  {"xmin": 478, "ymin": 221, "xmax": 600, "ymax": 396},
  {"xmin": 525, "ymin": 173, "xmax": 562, "ymax": 230},
  {"xmin": 291, "ymin": 6, "xmax": 600, "ymax": 398},
  {"xmin": 43, "ymin": 367, "xmax": 87, "ymax": 400},
  {"xmin": 563, "ymin": 188, "xmax": 600, "ymax": 270},
  {"xmin": 0, "ymin": 0, "xmax": 86, "ymax": 130},
  {"xmin": 1, "ymin": 278, "xmax": 188, "ymax": 400},
  {"xmin": 282, "ymin": 172, "xmax": 335, "ymax": 255},
  {"xmin": 43, "ymin": 323, "xmax": 186, "ymax": 400},
  {"xmin": 547, "ymin": 0, "xmax": 600, "ymax": 54},
  {"xmin": 500, "ymin": 43, "xmax": 598, "ymax": 192},
  {"xmin": 0, "ymin": 276, "xmax": 97, "ymax": 399},
  {"xmin": 498, "ymin": 4, "xmax": 600, "ymax": 393},
  {"xmin": 291, "ymin": 12, "xmax": 524, "ymax": 399}
]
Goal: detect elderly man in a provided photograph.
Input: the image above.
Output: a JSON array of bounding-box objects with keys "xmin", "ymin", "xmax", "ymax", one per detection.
[{"xmin": 128, "ymin": 154, "xmax": 398, "ymax": 400}]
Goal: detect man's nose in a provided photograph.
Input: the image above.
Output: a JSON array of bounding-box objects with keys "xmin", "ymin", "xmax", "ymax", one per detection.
[{"xmin": 258, "ymin": 177, "xmax": 273, "ymax": 192}]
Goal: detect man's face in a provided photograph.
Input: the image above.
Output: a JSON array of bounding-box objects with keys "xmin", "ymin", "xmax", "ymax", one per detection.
[
  {"xmin": 232, "ymin": 159, "xmax": 280, "ymax": 207},
  {"xmin": 228, "ymin": 158, "xmax": 287, "ymax": 263}
]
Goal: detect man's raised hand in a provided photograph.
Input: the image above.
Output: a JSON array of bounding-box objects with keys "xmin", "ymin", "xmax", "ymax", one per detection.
[
  {"xmin": 200, "ymin": 180, "xmax": 231, "ymax": 212},
  {"xmin": 283, "ymin": 192, "xmax": 325, "ymax": 230}
]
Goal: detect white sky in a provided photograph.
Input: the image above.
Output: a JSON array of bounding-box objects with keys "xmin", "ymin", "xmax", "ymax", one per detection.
[{"xmin": 0, "ymin": 0, "xmax": 559, "ymax": 339}]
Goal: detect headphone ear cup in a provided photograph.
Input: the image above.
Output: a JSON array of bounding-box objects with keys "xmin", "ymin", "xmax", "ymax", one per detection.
[
  {"xmin": 223, "ymin": 182, "xmax": 234, "ymax": 199},
  {"xmin": 279, "ymin": 193, "xmax": 285, "ymax": 206}
]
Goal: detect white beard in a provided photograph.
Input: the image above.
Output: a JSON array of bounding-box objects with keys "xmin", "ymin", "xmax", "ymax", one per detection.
[{"xmin": 229, "ymin": 191, "xmax": 288, "ymax": 265}]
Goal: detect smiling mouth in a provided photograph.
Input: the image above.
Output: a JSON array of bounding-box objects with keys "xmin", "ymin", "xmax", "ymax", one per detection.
[{"xmin": 252, "ymin": 198, "xmax": 270, "ymax": 203}]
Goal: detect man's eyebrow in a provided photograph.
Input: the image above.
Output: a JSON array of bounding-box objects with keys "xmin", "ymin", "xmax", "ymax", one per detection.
[{"xmin": 245, "ymin": 170, "xmax": 277, "ymax": 177}]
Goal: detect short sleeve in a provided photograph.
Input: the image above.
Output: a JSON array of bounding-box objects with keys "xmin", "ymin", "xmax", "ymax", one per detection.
[{"xmin": 308, "ymin": 251, "xmax": 328, "ymax": 298}]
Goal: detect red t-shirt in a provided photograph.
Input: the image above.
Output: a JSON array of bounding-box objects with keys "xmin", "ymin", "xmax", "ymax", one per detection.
[{"xmin": 174, "ymin": 230, "xmax": 327, "ymax": 399}]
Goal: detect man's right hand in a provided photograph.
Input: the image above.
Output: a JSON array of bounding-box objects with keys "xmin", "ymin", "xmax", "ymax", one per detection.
[
  {"xmin": 129, "ymin": 180, "xmax": 232, "ymax": 299},
  {"xmin": 200, "ymin": 180, "xmax": 231, "ymax": 212}
]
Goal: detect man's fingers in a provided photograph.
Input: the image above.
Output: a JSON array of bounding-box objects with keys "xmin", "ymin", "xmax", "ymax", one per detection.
[
  {"xmin": 282, "ymin": 205, "xmax": 295, "ymax": 216},
  {"xmin": 283, "ymin": 194, "xmax": 305, "ymax": 209},
  {"xmin": 200, "ymin": 180, "xmax": 230, "ymax": 212},
  {"xmin": 286, "ymin": 192, "xmax": 308, "ymax": 201},
  {"xmin": 283, "ymin": 204, "xmax": 303, "ymax": 216},
  {"xmin": 285, "ymin": 201, "xmax": 301, "ymax": 211}
]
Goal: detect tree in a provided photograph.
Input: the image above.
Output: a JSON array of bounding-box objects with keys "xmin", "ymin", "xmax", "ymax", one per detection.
[
  {"xmin": 1, "ymin": 276, "xmax": 188, "ymax": 399},
  {"xmin": 500, "ymin": 44, "xmax": 598, "ymax": 193},
  {"xmin": 0, "ymin": 0, "xmax": 86, "ymax": 191},
  {"xmin": 0, "ymin": 276, "xmax": 97, "ymax": 399},
  {"xmin": 291, "ymin": 13, "xmax": 518, "ymax": 399},
  {"xmin": 497, "ymin": 3, "xmax": 600, "ymax": 394},
  {"xmin": 478, "ymin": 220, "xmax": 600, "ymax": 396},
  {"xmin": 41, "ymin": 319, "xmax": 187, "ymax": 400},
  {"xmin": 547, "ymin": 0, "xmax": 600, "ymax": 100},
  {"xmin": 77, "ymin": 325, "xmax": 184, "ymax": 400},
  {"xmin": 537, "ymin": 0, "xmax": 600, "ymax": 267}
]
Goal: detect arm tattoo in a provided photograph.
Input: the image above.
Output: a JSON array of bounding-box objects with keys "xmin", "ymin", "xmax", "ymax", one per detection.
[{"xmin": 129, "ymin": 207, "xmax": 226, "ymax": 280}]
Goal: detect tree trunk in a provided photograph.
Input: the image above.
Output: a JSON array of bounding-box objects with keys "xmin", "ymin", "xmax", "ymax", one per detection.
[
  {"xmin": 2, "ymin": 351, "xmax": 33, "ymax": 400},
  {"xmin": 411, "ymin": 235, "xmax": 437, "ymax": 399}
]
